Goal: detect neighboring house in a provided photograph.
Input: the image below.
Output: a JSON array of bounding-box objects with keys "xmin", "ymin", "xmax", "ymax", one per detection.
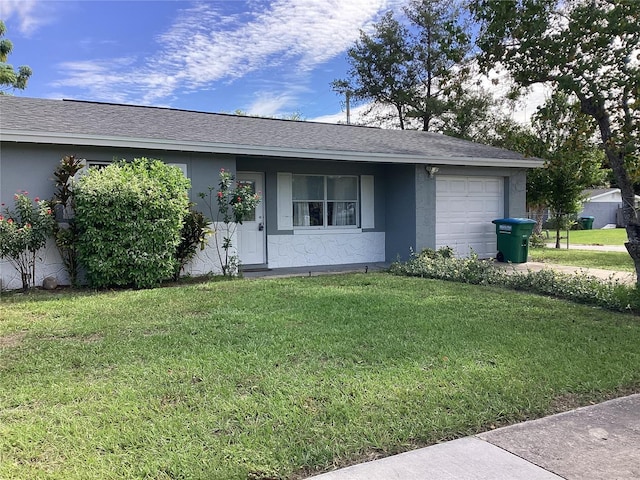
[
  {"xmin": 0, "ymin": 96, "xmax": 542, "ymax": 289},
  {"xmin": 579, "ymin": 188, "xmax": 640, "ymax": 229}
]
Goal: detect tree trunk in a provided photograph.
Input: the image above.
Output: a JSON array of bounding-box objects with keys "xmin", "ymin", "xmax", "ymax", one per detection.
[
  {"xmin": 530, "ymin": 205, "xmax": 545, "ymax": 235},
  {"xmin": 396, "ymin": 104, "xmax": 405, "ymax": 130},
  {"xmin": 584, "ymin": 98, "xmax": 640, "ymax": 284}
]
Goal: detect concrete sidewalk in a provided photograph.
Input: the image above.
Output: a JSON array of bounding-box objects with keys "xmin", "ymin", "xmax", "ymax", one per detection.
[{"xmin": 308, "ymin": 394, "xmax": 640, "ymax": 480}]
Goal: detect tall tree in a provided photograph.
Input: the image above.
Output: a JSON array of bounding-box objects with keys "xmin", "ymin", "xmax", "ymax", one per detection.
[
  {"xmin": 439, "ymin": 85, "xmax": 495, "ymax": 141},
  {"xmin": 0, "ymin": 20, "xmax": 32, "ymax": 93},
  {"xmin": 334, "ymin": 0, "xmax": 480, "ymax": 132},
  {"xmin": 333, "ymin": 11, "xmax": 416, "ymax": 130},
  {"xmin": 471, "ymin": 0, "xmax": 640, "ymax": 281},
  {"xmin": 405, "ymin": 0, "xmax": 472, "ymax": 131}
]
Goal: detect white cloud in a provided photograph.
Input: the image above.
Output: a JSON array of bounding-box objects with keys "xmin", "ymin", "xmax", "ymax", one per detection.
[
  {"xmin": 311, "ymin": 103, "xmax": 370, "ymax": 125},
  {"xmin": 53, "ymin": 0, "xmax": 409, "ymax": 108},
  {"xmin": 0, "ymin": 0, "xmax": 51, "ymax": 35},
  {"xmin": 155, "ymin": 0, "xmax": 406, "ymax": 87},
  {"xmin": 51, "ymin": 57, "xmax": 149, "ymax": 104},
  {"xmin": 246, "ymin": 92, "xmax": 298, "ymax": 117}
]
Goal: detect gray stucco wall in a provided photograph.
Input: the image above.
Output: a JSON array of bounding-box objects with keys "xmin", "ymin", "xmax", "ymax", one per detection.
[
  {"xmin": 0, "ymin": 142, "xmax": 233, "ymax": 209},
  {"xmin": 507, "ymin": 169, "xmax": 528, "ymax": 218},
  {"xmin": 384, "ymin": 164, "xmax": 417, "ymax": 261},
  {"xmin": 415, "ymin": 165, "xmax": 437, "ymax": 252}
]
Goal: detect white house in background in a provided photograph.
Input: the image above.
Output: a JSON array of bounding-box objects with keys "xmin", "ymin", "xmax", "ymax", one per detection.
[
  {"xmin": 0, "ymin": 96, "xmax": 543, "ymax": 289},
  {"xmin": 579, "ymin": 188, "xmax": 640, "ymax": 229}
]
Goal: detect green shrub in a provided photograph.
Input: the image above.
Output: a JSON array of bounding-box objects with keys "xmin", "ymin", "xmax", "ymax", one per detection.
[
  {"xmin": 529, "ymin": 233, "xmax": 547, "ymax": 248},
  {"xmin": 173, "ymin": 206, "xmax": 211, "ymax": 280},
  {"xmin": 74, "ymin": 158, "xmax": 190, "ymax": 288},
  {"xmin": 390, "ymin": 248, "xmax": 640, "ymax": 313}
]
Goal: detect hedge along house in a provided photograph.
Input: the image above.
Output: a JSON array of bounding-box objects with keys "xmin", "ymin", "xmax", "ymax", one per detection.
[{"xmin": 0, "ymin": 96, "xmax": 542, "ymax": 289}]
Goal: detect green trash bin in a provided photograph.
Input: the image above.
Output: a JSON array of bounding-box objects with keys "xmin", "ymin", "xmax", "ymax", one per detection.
[
  {"xmin": 579, "ymin": 216, "xmax": 595, "ymax": 230},
  {"xmin": 492, "ymin": 218, "xmax": 536, "ymax": 263}
]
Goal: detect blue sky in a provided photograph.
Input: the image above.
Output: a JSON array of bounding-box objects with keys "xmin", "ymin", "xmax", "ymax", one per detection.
[{"xmin": 0, "ymin": 0, "xmax": 410, "ymax": 122}]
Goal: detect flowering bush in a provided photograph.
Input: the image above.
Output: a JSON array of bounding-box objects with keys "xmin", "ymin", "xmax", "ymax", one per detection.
[
  {"xmin": 0, "ymin": 192, "xmax": 55, "ymax": 290},
  {"xmin": 199, "ymin": 169, "xmax": 261, "ymax": 277}
]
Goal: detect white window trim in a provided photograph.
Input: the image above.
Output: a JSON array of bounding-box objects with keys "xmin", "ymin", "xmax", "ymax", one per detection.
[{"xmin": 293, "ymin": 228, "xmax": 362, "ymax": 235}]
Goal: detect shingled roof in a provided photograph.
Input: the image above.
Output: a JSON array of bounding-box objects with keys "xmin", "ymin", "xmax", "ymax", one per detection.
[{"xmin": 0, "ymin": 96, "xmax": 542, "ymax": 167}]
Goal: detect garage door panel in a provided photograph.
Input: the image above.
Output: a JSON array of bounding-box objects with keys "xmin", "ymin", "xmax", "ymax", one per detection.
[
  {"xmin": 436, "ymin": 176, "xmax": 504, "ymax": 258},
  {"xmin": 447, "ymin": 223, "xmax": 468, "ymax": 235},
  {"xmin": 466, "ymin": 203, "xmax": 486, "ymax": 214},
  {"xmin": 468, "ymin": 179, "xmax": 486, "ymax": 194},
  {"xmin": 448, "ymin": 180, "xmax": 468, "ymax": 194},
  {"xmin": 484, "ymin": 180, "xmax": 502, "ymax": 194},
  {"xmin": 467, "ymin": 222, "xmax": 490, "ymax": 235}
]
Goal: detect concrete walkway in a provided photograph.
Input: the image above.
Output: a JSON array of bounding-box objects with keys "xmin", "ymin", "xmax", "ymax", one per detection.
[
  {"xmin": 497, "ymin": 261, "xmax": 636, "ymax": 285},
  {"xmin": 532, "ymin": 243, "xmax": 635, "ymax": 284},
  {"xmin": 545, "ymin": 243, "xmax": 628, "ymax": 252},
  {"xmin": 308, "ymin": 394, "xmax": 640, "ymax": 480}
]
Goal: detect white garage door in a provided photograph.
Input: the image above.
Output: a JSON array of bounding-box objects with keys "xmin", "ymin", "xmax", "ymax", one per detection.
[{"xmin": 436, "ymin": 176, "xmax": 504, "ymax": 258}]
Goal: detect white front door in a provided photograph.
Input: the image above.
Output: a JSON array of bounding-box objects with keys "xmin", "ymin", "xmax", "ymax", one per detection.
[{"xmin": 237, "ymin": 172, "xmax": 265, "ymax": 265}]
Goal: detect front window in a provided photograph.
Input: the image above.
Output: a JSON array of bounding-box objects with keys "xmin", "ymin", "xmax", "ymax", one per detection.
[{"xmin": 293, "ymin": 175, "xmax": 358, "ymax": 227}]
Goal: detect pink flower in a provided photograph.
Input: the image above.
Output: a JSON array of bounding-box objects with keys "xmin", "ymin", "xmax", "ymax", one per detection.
[
  {"xmin": 25, "ymin": 223, "xmax": 31, "ymax": 228},
  {"xmin": 217, "ymin": 191, "xmax": 223, "ymax": 198},
  {"xmin": 35, "ymin": 197, "xmax": 40, "ymax": 202},
  {"xmin": 14, "ymin": 194, "xmax": 19, "ymax": 200},
  {"xmin": 7, "ymin": 218, "xmax": 13, "ymax": 224},
  {"xmin": 237, "ymin": 197, "xmax": 242, "ymax": 202},
  {"xmin": 46, "ymin": 209, "xmax": 52, "ymax": 215},
  {"xmin": 0, "ymin": 215, "xmax": 4, "ymax": 221},
  {"xmin": 220, "ymin": 168, "xmax": 225, "ymax": 173}
]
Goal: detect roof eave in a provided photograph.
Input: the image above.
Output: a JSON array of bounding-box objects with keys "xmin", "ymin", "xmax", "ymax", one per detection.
[{"xmin": 0, "ymin": 130, "xmax": 544, "ymax": 168}]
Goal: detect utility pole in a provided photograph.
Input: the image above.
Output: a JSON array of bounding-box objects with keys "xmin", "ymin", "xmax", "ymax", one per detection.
[{"xmin": 345, "ymin": 90, "xmax": 351, "ymax": 125}]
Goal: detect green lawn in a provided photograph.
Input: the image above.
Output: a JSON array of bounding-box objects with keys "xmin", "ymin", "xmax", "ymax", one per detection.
[
  {"xmin": 529, "ymin": 248, "xmax": 635, "ymax": 272},
  {"xmin": 2, "ymin": 274, "xmax": 640, "ymax": 479},
  {"xmin": 564, "ymin": 228, "xmax": 627, "ymax": 245}
]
